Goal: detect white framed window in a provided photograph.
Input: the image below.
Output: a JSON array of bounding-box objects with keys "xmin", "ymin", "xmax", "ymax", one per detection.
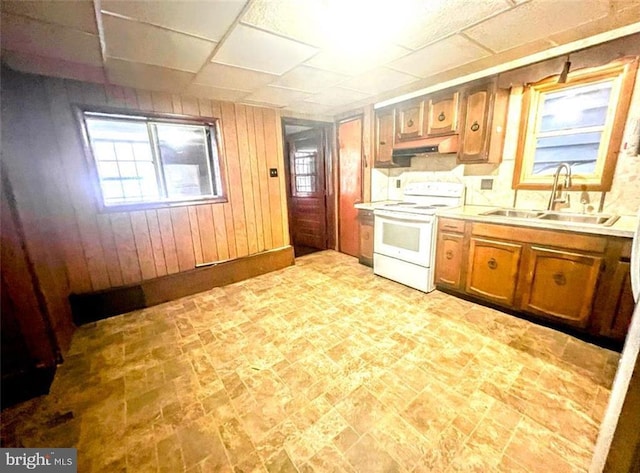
[{"xmin": 81, "ymin": 110, "xmax": 225, "ymax": 209}]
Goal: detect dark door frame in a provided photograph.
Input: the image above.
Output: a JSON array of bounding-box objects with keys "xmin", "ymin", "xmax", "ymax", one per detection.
[{"xmin": 281, "ymin": 117, "xmax": 336, "ymax": 251}]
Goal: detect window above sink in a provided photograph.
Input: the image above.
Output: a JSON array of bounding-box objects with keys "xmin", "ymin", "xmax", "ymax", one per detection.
[{"xmin": 512, "ymin": 57, "xmax": 638, "ymax": 192}]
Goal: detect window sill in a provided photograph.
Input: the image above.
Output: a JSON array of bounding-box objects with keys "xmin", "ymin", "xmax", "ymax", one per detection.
[{"xmin": 98, "ymin": 196, "xmax": 229, "ymax": 213}]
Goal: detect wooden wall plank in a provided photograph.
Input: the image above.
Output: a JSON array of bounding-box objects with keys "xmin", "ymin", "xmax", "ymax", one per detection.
[
  {"xmin": 96, "ymin": 214, "xmax": 124, "ymax": 287},
  {"xmin": 182, "ymin": 96, "xmax": 199, "ymax": 116},
  {"xmin": 110, "ymin": 213, "xmax": 142, "ymax": 285},
  {"xmin": 246, "ymin": 107, "xmax": 265, "ymax": 252},
  {"xmin": 122, "ymin": 87, "xmax": 139, "ymax": 109},
  {"xmin": 235, "ymin": 104, "xmax": 259, "ymax": 255},
  {"xmin": 196, "ymin": 205, "xmax": 218, "ymax": 263},
  {"xmin": 253, "ymin": 108, "xmax": 273, "ymax": 249},
  {"xmin": 105, "ymin": 84, "xmax": 127, "ymax": 108},
  {"xmin": 151, "ymin": 92, "xmax": 173, "ymax": 113},
  {"xmin": 157, "ymin": 209, "xmax": 180, "ymax": 274},
  {"xmin": 42, "ymin": 78, "xmax": 92, "ymax": 293},
  {"xmin": 220, "ymin": 102, "xmax": 248, "ymax": 257},
  {"xmin": 136, "ymin": 91, "xmax": 153, "ymax": 111},
  {"xmin": 198, "ymin": 99, "xmax": 213, "ymax": 118},
  {"xmin": 188, "ymin": 207, "xmax": 204, "ymax": 266},
  {"xmin": 145, "ymin": 210, "xmax": 168, "ymax": 277},
  {"xmin": 170, "ymin": 207, "xmax": 196, "ymax": 272},
  {"xmin": 171, "ymin": 95, "xmax": 183, "ymax": 114},
  {"xmin": 130, "ymin": 211, "xmax": 157, "ymax": 280},
  {"xmin": 262, "ymin": 108, "xmax": 284, "ymax": 248}
]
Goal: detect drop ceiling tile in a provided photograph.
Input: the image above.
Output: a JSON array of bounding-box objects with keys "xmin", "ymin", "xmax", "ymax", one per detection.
[
  {"xmin": 244, "ymin": 86, "xmax": 311, "ymax": 107},
  {"xmin": 389, "ymin": 34, "xmax": 491, "ymax": 78},
  {"xmin": 1, "ymin": 0, "xmax": 98, "ymax": 34},
  {"xmin": 305, "ymin": 87, "xmax": 369, "ymax": 107},
  {"xmin": 271, "ymin": 65, "xmax": 347, "ymax": 93},
  {"xmin": 212, "ymin": 24, "xmax": 318, "ymax": 75},
  {"xmin": 305, "ymin": 44, "xmax": 411, "ymax": 75},
  {"xmin": 241, "ymin": 0, "xmax": 326, "ymax": 46},
  {"xmin": 396, "ymin": 0, "xmax": 512, "ymax": 50},
  {"xmin": 2, "ymin": 50, "xmax": 106, "ymax": 83},
  {"xmin": 284, "ymin": 102, "xmax": 335, "ymax": 115},
  {"xmin": 100, "ymin": 0, "xmax": 246, "ymax": 41},
  {"xmin": 193, "ymin": 63, "xmax": 277, "ymax": 91},
  {"xmin": 464, "ymin": 0, "xmax": 610, "ymax": 53},
  {"xmin": 1, "ymin": 13, "xmax": 102, "ymax": 66},
  {"xmin": 184, "ymin": 83, "xmax": 249, "ymax": 102},
  {"xmin": 339, "ymin": 68, "xmax": 420, "ymax": 95},
  {"xmin": 105, "ymin": 59, "xmax": 194, "ymax": 93},
  {"xmin": 102, "ymin": 14, "xmax": 216, "ymax": 73}
]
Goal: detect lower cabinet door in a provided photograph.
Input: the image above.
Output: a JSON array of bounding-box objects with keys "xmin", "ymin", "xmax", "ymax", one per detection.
[
  {"xmin": 520, "ymin": 246, "xmax": 602, "ymax": 328},
  {"xmin": 435, "ymin": 232, "xmax": 464, "ymax": 288},
  {"xmin": 466, "ymin": 237, "xmax": 522, "ymax": 306}
]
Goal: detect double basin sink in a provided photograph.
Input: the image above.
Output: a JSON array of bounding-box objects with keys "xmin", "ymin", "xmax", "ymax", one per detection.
[{"xmin": 481, "ymin": 208, "xmax": 619, "ymax": 226}]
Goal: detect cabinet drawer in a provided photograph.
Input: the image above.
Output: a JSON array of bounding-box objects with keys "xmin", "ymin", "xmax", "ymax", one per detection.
[
  {"xmin": 466, "ymin": 237, "xmax": 522, "ymax": 306},
  {"xmin": 438, "ymin": 218, "xmax": 465, "ymax": 233},
  {"xmin": 520, "ymin": 246, "xmax": 602, "ymax": 328}
]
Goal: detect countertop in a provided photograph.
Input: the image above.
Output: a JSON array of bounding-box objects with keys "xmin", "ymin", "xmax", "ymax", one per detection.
[{"xmin": 355, "ymin": 202, "xmax": 637, "ymax": 238}]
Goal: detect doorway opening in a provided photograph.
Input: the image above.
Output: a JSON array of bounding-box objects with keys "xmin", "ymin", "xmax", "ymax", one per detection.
[{"xmin": 282, "ymin": 118, "xmax": 334, "ymax": 258}]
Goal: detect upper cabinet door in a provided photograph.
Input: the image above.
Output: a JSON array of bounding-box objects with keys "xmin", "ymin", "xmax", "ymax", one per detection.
[
  {"xmin": 459, "ymin": 78, "xmax": 508, "ymax": 164},
  {"xmin": 395, "ymin": 99, "xmax": 426, "ymax": 141},
  {"xmin": 427, "ymin": 91, "xmax": 459, "ymax": 136},
  {"xmin": 374, "ymin": 108, "xmax": 395, "ymax": 167}
]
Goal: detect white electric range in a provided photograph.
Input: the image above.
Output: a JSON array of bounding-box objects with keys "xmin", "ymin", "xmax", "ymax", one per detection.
[{"xmin": 373, "ymin": 182, "xmax": 465, "ymax": 292}]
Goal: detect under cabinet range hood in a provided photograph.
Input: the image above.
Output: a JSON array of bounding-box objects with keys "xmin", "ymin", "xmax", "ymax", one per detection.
[{"xmin": 392, "ymin": 135, "xmax": 459, "ymax": 159}]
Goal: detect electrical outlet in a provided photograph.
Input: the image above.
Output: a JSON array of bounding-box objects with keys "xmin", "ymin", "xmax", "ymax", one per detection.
[
  {"xmin": 269, "ymin": 168, "xmax": 278, "ymax": 177},
  {"xmin": 396, "ymin": 179, "xmax": 401, "ymax": 189},
  {"xmin": 480, "ymin": 178, "xmax": 493, "ymax": 190}
]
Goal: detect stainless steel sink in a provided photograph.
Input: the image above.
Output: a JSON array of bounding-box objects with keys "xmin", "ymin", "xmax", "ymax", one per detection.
[
  {"xmin": 481, "ymin": 208, "xmax": 619, "ymax": 226},
  {"xmin": 538, "ymin": 212, "xmax": 619, "ymax": 226},
  {"xmin": 481, "ymin": 209, "xmax": 545, "ymax": 218}
]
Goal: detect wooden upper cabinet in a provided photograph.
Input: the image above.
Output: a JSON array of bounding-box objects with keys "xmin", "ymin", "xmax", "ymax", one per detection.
[
  {"xmin": 466, "ymin": 237, "xmax": 522, "ymax": 307},
  {"xmin": 427, "ymin": 91, "xmax": 459, "ymax": 136},
  {"xmin": 395, "ymin": 99, "xmax": 426, "ymax": 141},
  {"xmin": 458, "ymin": 79, "xmax": 508, "ymax": 164},
  {"xmin": 519, "ymin": 247, "xmax": 602, "ymax": 328},
  {"xmin": 374, "ymin": 108, "xmax": 395, "ymax": 167}
]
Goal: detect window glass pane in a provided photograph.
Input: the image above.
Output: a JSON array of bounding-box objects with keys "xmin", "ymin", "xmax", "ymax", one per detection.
[
  {"xmin": 114, "ymin": 142, "xmax": 135, "ymax": 161},
  {"xmin": 98, "ymin": 161, "xmax": 119, "ymax": 178},
  {"xmin": 101, "ymin": 180, "xmax": 124, "ymax": 201},
  {"xmin": 539, "ymin": 82, "xmax": 612, "ymax": 133},
  {"xmin": 133, "ymin": 142, "xmax": 153, "ymax": 161},
  {"xmin": 154, "ymin": 123, "xmax": 214, "ymax": 198},
  {"xmin": 118, "ymin": 161, "xmax": 137, "ymax": 177},
  {"xmin": 533, "ymin": 131, "xmax": 601, "ymax": 175}
]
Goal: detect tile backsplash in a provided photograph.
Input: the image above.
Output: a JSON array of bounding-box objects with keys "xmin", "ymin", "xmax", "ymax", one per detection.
[{"xmin": 371, "ymin": 76, "xmax": 640, "ymax": 217}]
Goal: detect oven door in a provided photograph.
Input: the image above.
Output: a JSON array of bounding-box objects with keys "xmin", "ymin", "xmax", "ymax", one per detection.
[{"xmin": 373, "ymin": 210, "xmax": 434, "ymax": 266}]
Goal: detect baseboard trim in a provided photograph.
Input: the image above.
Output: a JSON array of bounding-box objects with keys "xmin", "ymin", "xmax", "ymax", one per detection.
[{"xmin": 70, "ymin": 246, "xmax": 295, "ymax": 325}]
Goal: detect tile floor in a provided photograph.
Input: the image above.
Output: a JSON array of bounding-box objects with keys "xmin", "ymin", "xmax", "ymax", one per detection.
[{"xmin": 1, "ymin": 250, "xmax": 619, "ymax": 472}]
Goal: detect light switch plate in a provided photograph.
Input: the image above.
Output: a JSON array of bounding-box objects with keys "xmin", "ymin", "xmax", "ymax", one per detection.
[{"xmin": 480, "ymin": 178, "xmax": 493, "ymax": 190}]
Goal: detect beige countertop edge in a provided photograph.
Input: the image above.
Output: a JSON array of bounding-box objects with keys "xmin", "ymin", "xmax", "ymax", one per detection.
[{"xmin": 437, "ymin": 205, "xmax": 637, "ymax": 239}]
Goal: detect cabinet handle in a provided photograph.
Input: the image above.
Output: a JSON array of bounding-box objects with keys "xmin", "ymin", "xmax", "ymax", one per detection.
[
  {"xmin": 407, "ymin": 119, "xmax": 414, "ymax": 127},
  {"xmin": 487, "ymin": 258, "xmax": 497, "ymax": 270},
  {"xmin": 363, "ymin": 233, "xmax": 370, "ymax": 240},
  {"xmin": 470, "ymin": 121, "xmax": 480, "ymax": 132},
  {"xmin": 438, "ymin": 112, "xmax": 446, "ymax": 122},
  {"xmin": 442, "ymin": 225, "xmax": 459, "ymax": 230},
  {"xmin": 445, "ymin": 250, "xmax": 454, "ymax": 260},
  {"xmin": 553, "ymin": 272, "xmax": 566, "ymax": 286},
  {"xmin": 380, "ymin": 140, "xmax": 386, "ymax": 145}
]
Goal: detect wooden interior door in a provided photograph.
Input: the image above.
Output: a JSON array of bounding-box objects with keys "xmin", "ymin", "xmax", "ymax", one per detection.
[
  {"xmin": 338, "ymin": 118, "xmax": 363, "ymax": 257},
  {"xmin": 287, "ymin": 129, "xmax": 327, "ymax": 250}
]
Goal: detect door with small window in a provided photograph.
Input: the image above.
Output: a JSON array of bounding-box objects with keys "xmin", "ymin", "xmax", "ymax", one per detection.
[{"xmin": 287, "ymin": 129, "xmax": 327, "ymax": 251}]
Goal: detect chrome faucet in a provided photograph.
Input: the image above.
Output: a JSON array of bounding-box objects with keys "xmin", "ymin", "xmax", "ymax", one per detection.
[{"xmin": 547, "ymin": 163, "xmax": 572, "ymax": 211}]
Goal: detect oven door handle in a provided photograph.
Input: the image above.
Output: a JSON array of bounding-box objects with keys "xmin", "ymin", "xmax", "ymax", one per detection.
[{"xmin": 374, "ymin": 210, "xmax": 432, "ymax": 223}]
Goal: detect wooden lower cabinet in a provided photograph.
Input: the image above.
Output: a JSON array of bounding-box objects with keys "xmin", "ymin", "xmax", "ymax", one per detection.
[
  {"xmin": 520, "ymin": 247, "xmax": 602, "ymax": 328},
  {"xmin": 358, "ymin": 209, "xmax": 374, "ymax": 267},
  {"xmin": 466, "ymin": 237, "xmax": 522, "ymax": 306},
  {"xmin": 434, "ymin": 218, "xmax": 634, "ymax": 343}
]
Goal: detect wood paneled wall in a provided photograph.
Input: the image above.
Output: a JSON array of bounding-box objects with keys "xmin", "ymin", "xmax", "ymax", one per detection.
[{"xmin": 1, "ymin": 69, "xmax": 290, "ymax": 298}]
